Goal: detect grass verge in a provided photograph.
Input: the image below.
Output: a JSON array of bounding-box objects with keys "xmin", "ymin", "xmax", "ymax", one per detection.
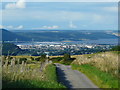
[
  {"xmin": 3, "ymin": 64, "xmax": 66, "ymax": 88},
  {"xmin": 71, "ymin": 64, "xmax": 119, "ymax": 88}
]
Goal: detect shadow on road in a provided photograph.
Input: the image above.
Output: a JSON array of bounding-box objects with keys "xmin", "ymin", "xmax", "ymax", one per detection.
[{"xmin": 56, "ymin": 67, "xmax": 73, "ymax": 88}]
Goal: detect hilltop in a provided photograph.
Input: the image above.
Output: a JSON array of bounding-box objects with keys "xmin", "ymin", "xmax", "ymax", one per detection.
[{"xmin": 1, "ymin": 29, "xmax": 118, "ymax": 42}]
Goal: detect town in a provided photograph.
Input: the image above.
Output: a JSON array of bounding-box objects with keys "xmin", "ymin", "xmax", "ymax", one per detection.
[{"xmin": 16, "ymin": 42, "xmax": 114, "ymax": 56}]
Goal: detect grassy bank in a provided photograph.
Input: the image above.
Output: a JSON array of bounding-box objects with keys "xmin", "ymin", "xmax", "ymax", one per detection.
[
  {"xmin": 72, "ymin": 51, "xmax": 119, "ymax": 77},
  {"xmin": 71, "ymin": 51, "xmax": 119, "ymax": 88},
  {"xmin": 71, "ymin": 64, "xmax": 119, "ymax": 88},
  {"xmin": 3, "ymin": 63, "xmax": 65, "ymax": 88}
]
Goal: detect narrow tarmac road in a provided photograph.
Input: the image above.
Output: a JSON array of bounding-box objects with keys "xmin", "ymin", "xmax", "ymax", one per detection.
[{"xmin": 55, "ymin": 63, "xmax": 99, "ymax": 88}]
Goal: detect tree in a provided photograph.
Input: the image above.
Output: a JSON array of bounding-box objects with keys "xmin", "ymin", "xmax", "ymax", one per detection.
[
  {"xmin": 111, "ymin": 45, "xmax": 120, "ymax": 51},
  {"xmin": 64, "ymin": 53, "xmax": 71, "ymax": 61},
  {"xmin": 40, "ymin": 54, "xmax": 46, "ymax": 62}
]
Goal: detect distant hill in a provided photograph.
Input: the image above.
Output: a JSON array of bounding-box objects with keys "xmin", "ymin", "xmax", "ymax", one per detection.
[
  {"xmin": 0, "ymin": 29, "xmax": 118, "ymax": 42},
  {"xmin": 15, "ymin": 30, "xmax": 118, "ymax": 42},
  {"xmin": 0, "ymin": 29, "xmax": 30, "ymax": 41}
]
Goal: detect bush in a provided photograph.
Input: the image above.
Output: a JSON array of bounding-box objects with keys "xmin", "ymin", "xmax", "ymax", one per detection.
[
  {"xmin": 40, "ymin": 54, "xmax": 46, "ymax": 62},
  {"xmin": 26, "ymin": 60, "xmax": 33, "ymax": 64},
  {"xmin": 6, "ymin": 56, "xmax": 13, "ymax": 60},
  {"xmin": 51, "ymin": 57, "xmax": 63, "ymax": 61},
  {"xmin": 30, "ymin": 57, "xmax": 34, "ymax": 61},
  {"xmin": 50, "ymin": 57, "xmax": 63, "ymax": 63},
  {"xmin": 35, "ymin": 57, "xmax": 41, "ymax": 61},
  {"xmin": 64, "ymin": 53, "xmax": 71, "ymax": 61},
  {"xmin": 19, "ymin": 58, "xmax": 27, "ymax": 64},
  {"xmin": 41, "ymin": 54, "xmax": 46, "ymax": 59}
]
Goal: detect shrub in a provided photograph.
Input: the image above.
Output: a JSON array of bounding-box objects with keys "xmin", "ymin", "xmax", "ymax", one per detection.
[
  {"xmin": 19, "ymin": 58, "xmax": 27, "ymax": 64},
  {"xmin": 35, "ymin": 57, "xmax": 41, "ymax": 61},
  {"xmin": 40, "ymin": 54, "xmax": 46, "ymax": 62},
  {"xmin": 30, "ymin": 57, "xmax": 34, "ymax": 61},
  {"xmin": 64, "ymin": 53, "xmax": 71, "ymax": 61}
]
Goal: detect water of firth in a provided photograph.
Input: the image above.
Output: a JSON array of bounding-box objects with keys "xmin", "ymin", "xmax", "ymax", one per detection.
[{"xmin": 15, "ymin": 39, "xmax": 118, "ymax": 45}]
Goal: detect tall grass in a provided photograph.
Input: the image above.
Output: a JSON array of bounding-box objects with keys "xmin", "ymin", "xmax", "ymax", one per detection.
[
  {"xmin": 72, "ymin": 51, "xmax": 119, "ymax": 77},
  {"xmin": 2, "ymin": 56, "xmax": 65, "ymax": 88},
  {"xmin": 72, "ymin": 64, "xmax": 118, "ymax": 88}
]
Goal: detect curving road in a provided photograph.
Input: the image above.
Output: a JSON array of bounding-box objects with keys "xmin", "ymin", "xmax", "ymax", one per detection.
[{"xmin": 55, "ymin": 63, "xmax": 99, "ymax": 88}]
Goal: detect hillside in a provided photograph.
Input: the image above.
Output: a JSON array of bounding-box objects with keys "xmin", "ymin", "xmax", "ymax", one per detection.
[
  {"xmin": 0, "ymin": 29, "xmax": 118, "ymax": 42},
  {"xmin": 14, "ymin": 30, "xmax": 118, "ymax": 42},
  {"xmin": 2, "ymin": 43, "xmax": 29, "ymax": 56},
  {"xmin": 1, "ymin": 29, "xmax": 30, "ymax": 41}
]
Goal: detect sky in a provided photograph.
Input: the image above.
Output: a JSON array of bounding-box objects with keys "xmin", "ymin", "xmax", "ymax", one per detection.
[{"xmin": 0, "ymin": 0, "xmax": 118, "ymax": 30}]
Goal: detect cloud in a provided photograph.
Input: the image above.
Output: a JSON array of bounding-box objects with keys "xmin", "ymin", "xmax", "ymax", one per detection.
[
  {"xmin": 5, "ymin": 0, "xmax": 26, "ymax": 9},
  {"xmin": 33, "ymin": 25, "xmax": 60, "ymax": 30},
  {"xmin": 15, "ymin": 25, "xmax": 24, "ymax": 29},
  {"xmin": 2, "ymin": 2, "xmax": 117, "ymax": 30},
  {"xmin": 6, "ymin": 25, "xmax": 14, "ymax": 29},
  {"xmin": 69, "ymin": 21, "xmax": 77, "ymax": 28},
  {"xmin": 0, "ymin": 25, "xmax": 24, "ymax": 30},
  {"xmin": 0, "ymin": 25, "xmax": 4, "ymax": 29}
]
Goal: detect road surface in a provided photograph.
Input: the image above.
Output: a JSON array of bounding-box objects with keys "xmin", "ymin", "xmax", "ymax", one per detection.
[{"xmin": 55, "ymin": 63, "xmax": 99, "ymax": 88}]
